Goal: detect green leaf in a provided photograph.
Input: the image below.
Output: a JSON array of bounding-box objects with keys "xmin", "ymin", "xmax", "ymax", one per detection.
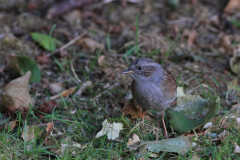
[
  {"xmin": 17, "ymin": 56, "xmax": 41, "ymax": 82},
  {"xmin": 167, "ymin": 96, "xmax": 220, "ymax": 133},
  {"xmin": 31, "ymin": 32, "xmax": 61, "ymax": 52},
  {"xmin": 139, "ymin": 136, "xmax": 192, "ymax": 155}
]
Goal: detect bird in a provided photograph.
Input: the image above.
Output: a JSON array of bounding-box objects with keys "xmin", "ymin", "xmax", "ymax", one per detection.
[{"xmin": 121, "ymin": 58, "xmax": 177, "ymax": 138}]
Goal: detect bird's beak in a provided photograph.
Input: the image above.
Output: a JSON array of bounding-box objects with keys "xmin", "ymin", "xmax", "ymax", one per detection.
[{"xmin": 121, "ymin": 69, "xmax": 133, "ymax": 74}]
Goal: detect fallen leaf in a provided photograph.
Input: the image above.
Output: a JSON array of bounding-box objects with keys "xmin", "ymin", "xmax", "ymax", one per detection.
[
  {"xmin": 218, "ymin": 130, "xmax": 229, "ymax": 143},
  {"xmin": 36, "ymin": 53, "xmax": 51, "ymax": 64},
  {"xmin": 31, "ymin": 32, "xmax": 61, "ymax": 51},
  {"xmin": 6, "ymin": 106, "xmax": 30, "ymax": 120},
  {"xmin": 36, "ymin": 101, "xmax": 58, "ymax": 120},
  {"xmin": 177, "ymin": 87, "xmax": 185, "ymax": 98},
  {"xmin": 234, "ymin": 143, "xmax": 240, "ymax": 153},
  {"xmin": 0, "ymin": 120, "xmax": 18, "ymax": 132},
  {"xmin": 45, "ymin": 135, "xmax": 84, "ymax": 157},
  {"xmin": 121, "ymin": 99, "xmax": 148, "ymax": 119},
  {"xmin": 45, "ymin": 135, "xmax": 67, "ymax": 155},
  {"xmin": 127, "ymin": 134, "xmax": 141, "ymax": 150},
  {"xmin": 230, "ymin": 56, "xmax": 240, "ymax": 74},
  {"xmin": 50, "ymin": 81, "xmax": 92, "ymax": 100},
  {"xmin": 50, "ymin": 86, "xmax": 77, "ymax": 100},
  {"xmin": 95, "ymin": 119, "xmax": 123, "ymax": 140},
  {"xmin": 230, "ymin": 104, "xmax": 240, "ymax": 116},
  {"xmin": 224, "ymin": 0, "xmax": 240, "ymax": 15},
  {"xmin": 49, "ymin": 83, "xmax": 64, "ymax": 94},
  {"xmin": 98, "ymin": 55, "xmax": 106, "ymax": 66},
  {"xmin": 21, "ymin": 125, "xmax": 42, "ymax": 142},
  {"xmin": 1, "ymin": 71, "xmax": 33, "ymax": 118},
  {"xmin": 203, "ymin": 122, "xmax": 212, "ymax": 129},
  {"xmin": 8, "ymin": 55, "xmax": 41, "ymax": 82},
  {"xmin": 77, "ymin": 38, "xmax": 104, "ymax": 53},
  {"xmin": 221, "ymin": 34, "xmax": 232, "ymax": 51},
  {"xmin": 138, "ymin": 136, "xmax": 192, "ymax": 155},
  {"xmin": 60, "ymin": 138, "xmax": 86, "ymax": 157},
  {"xmin": 46, "ymin": 122, "xmax": 53, "ymax": 137},
  {"xmin": 46, "ymin": 0, "xmax": 93, "ymax": 19},
  {"xmin": 63, "ymin": 10, "xmax": 81, "ymax": 25},
  {"xmin": 168, "ymin": 96, "xmax": 220, "ymax": 133}
]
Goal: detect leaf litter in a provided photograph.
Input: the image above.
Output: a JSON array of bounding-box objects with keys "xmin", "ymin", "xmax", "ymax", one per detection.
[{"xmin": 0, "ymin": 0, "xmax": 240, "ymax": 159}]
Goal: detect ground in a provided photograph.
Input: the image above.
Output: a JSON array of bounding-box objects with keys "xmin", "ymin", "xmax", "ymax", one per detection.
[{"xmin": 0, "ymin": 0, "xmax": 240, "ymax": 159}]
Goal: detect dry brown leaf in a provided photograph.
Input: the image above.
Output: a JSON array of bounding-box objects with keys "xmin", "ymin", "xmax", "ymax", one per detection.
[
  {"xmin": 234, "ymin": 143, "xmax": 240, "ymax": 153},
  {"xmin": 45, "ymin": 135, "xmax": 67, "ymax": 155},
  {"xmin": 230, "ymin": 104, "xmax": 240, "ymax": 115},
  {"xmin": 50, "ymin": 81, "xmax": 92, "ymax": 100},
  {"xmin": 45, "ymin": 122, "xmax": 54, "ymax": 144},
  {"xmin": 36, "ymin": 53, "xmax": 51, "ymax": 64},
  {"xmin": 1, "ymin": 71, "xmax": 33, "ymax": 118},
  {"xmin": 221, "ymin": 34, "xmax": 232, "ymax": 52},
  {"xmin": 218, "ymin": 130, "xmax": 229, "ymax": 143},
  {"xmin": 0, "ymin": 120, "xmax": 18, "ymax": 132},
  {"xmin": 121, "ymin": 99, "xmax": 148, "ymax": 119},
  {"xmin": 22, "ymin": 125, "xmax": 42, "ymax": 141},
  {"xmin": 224, "ymin": 0, "xmax": 240, "ymax": 15},
  {"xmin": 77, "ymin": 38, "xmax": 104, "ymax": 53},
  {"xmin": 50, "ymin": 86, "xmax": 77, "ymax": 100},
  {"xmin": 63, "ymin": 10, "xmax": 82, "ymax": 25},
  {"xmin": 6, "ymin": 106, "xmax": 30, "ymax": 120},
  {"xmin": 127, "ymin": 134, "xmax": 141, "ymax": 150},
  {"xmin": 98, "ymin": 55, "xmax": 106, "ymax": 66},
  {"xmin": 36, "ymin": 100, "xmax": 58, "ymax": 120},
  {"xmin": 46, "ymin": 122, "xmax": 53, "ymax": 137}
]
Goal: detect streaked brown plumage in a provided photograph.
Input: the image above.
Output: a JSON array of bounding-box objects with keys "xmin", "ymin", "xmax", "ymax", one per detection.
[{"xmin": 121, "ymin": 58, "xmax": 177, "ymax": 138}]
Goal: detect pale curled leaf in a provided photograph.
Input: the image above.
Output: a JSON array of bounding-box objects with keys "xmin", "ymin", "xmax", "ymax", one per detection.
[
  {"xmin": 21, "ymin": 125, "xmax": 42, "ymax": 142},
  {"xmin": 203, "ymin": 122, "xmax": 212, "ymax": 129},
  {"xmin": 138, "ymin": 136, "xmax": 192, "ymax": 155},
  {"xmin": 218, "ymin": 130, "xmax": 229, "ymax": 143},
  {"xmin": 224, "ymin": 0, "xmax": 240, "ymax": 14},
  {"xmin": 234, "ymin": 143, "xmax": 240, "ymax": 153},
  {"xmin": 127, "ymin": 134, "xmax": 140, "ymax": 150},
  {"xmin": 95, "ymin": 119, "xmax": 123, "ymax": 140},
  {"xmin": 1, "ymin": 71, "xmax": 33, "ymax": 113},
  {"xmin": 0, "ymin": 120, "xmax": 18, "ymax": 132},
  {"xmin": 177, "ymin": 87, "xmax": 185, "ymax": 98}
]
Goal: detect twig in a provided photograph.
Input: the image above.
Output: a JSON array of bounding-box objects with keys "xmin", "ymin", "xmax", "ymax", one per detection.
[{"xmin": 47, "ymin": 32, "xmax": 87, "ymax": 57}]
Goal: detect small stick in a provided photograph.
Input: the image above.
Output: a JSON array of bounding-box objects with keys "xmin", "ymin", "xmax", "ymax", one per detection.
[{"xmin": 47, "ymin": 32, "xmax": 87, "ymax": 57}]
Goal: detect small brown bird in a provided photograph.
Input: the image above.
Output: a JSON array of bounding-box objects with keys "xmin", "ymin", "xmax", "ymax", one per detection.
[{"xmin": 121, "ymin": 58, "xmax": 177, "ymax": 138}]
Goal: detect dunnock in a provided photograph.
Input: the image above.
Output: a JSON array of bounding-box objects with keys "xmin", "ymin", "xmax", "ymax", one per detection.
[{"xmin": 121, "ymin": 58, "xmax": 177, "ymax": 138}]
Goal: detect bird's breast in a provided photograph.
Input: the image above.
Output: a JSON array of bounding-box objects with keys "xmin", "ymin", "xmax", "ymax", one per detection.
[{"xmin": 131, "ymin": 81, "xmax": 167, "ymax": 111}]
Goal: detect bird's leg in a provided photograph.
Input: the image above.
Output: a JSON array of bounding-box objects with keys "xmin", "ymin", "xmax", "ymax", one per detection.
[
  {"xmin": 161, "ymin": 116, "xmax": 169, "ymax": 139},
  {"xmin": 158, "ymin": 111, "xmax": 169, "ymax": 139}
]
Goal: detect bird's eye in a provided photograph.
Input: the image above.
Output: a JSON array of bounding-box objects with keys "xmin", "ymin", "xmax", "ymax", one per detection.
[{"xmin": 138, "ymin": 66, "xmax": 143, "ymax": 70}]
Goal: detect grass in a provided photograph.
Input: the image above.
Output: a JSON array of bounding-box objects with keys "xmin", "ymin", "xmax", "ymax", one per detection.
[{"xmin": 1, "ymin": 16, "xmax": 240, "ymax": 160}]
